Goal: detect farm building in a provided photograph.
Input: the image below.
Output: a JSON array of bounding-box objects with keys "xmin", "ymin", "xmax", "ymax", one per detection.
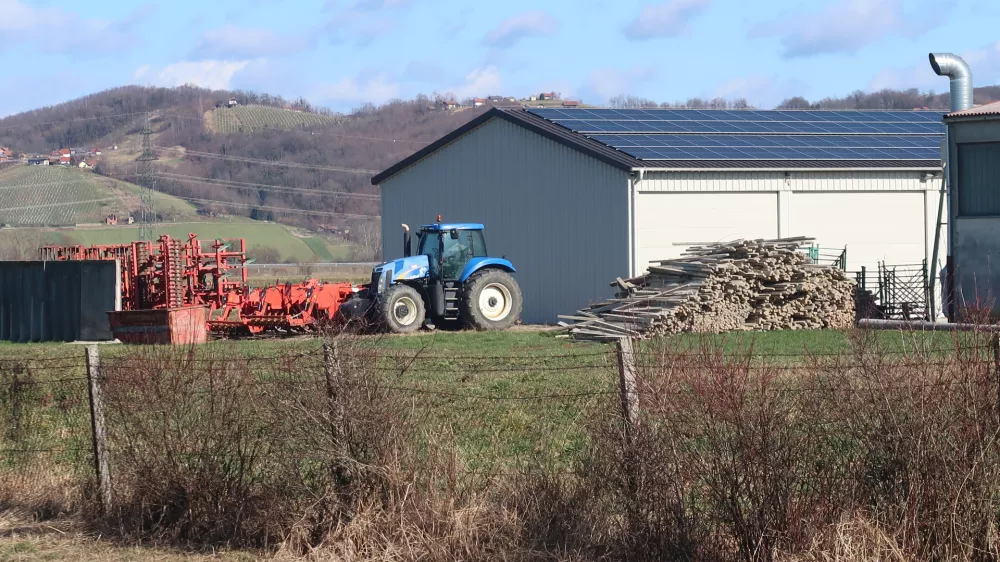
[
  {"xmin": 372, "ymin": 107, "xmax": 946, "ymax": 324},
  {"xmin": 942, "ymin": 100, "xmax": 1000, "ymax": 320}
]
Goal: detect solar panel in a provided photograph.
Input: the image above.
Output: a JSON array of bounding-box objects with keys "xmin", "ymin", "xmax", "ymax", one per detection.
[{"xmin": 524, "ymin": 107, "xmax": 945, "ymax": 161}]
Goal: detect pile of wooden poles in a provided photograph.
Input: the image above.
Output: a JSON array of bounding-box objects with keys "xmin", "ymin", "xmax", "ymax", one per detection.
[{"xmin": 558, "ymin": 237, "xmax": 856, "ymax": 341}]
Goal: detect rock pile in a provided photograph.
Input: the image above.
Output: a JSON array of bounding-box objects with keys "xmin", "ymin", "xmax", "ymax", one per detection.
[{"xmin": 559, "ymin": 237, "xmax": 856, "ymax": 341}]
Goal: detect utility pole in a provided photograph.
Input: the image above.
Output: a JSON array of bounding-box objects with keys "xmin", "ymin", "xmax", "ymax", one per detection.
[{"xmin": 137, "ymin": 112, "xmax": 158, "ymax": 240}]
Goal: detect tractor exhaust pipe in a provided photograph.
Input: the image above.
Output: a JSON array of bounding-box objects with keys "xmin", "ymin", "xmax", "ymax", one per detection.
[
  {"xmin": 929, "ymin": 53, "xmax": 973, "ymax": 111},
  {"xmin": 402, "ymin": 224, "xmax": 411, "ymax": 257}
]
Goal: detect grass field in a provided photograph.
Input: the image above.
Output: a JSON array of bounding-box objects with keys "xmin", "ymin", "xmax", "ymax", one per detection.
[
  {"xmin": 0, "ymin": 220, "xmax": 350, "ymax": 263},
  {"xmin": 0, "ymin": 327, "xmax": 966, "ymax": 470},
  {"xmin": 211, "ymin": 105, "xmax": 344, "ymax": 134},
  {"xmin": 0, "ymin": 166, "xmax": 126, "ymax": 225}
]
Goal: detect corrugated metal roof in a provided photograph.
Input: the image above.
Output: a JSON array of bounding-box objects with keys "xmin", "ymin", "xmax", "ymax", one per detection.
[
  {"xmin": 372, "ymin": 108, "xmax": 944, "ymax": 184},
  {"xmin": 945, "ymin": 100, "xmax": 1000, "ymax": 119}
]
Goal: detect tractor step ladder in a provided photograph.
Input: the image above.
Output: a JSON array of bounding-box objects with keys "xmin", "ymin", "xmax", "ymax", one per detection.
[{"xmin": 444, "ymin": 283, "xmax": 461, "ymax": 320}]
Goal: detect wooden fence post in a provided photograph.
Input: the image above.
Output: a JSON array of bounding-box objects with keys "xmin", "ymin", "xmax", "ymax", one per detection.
[
  {"xmin": 85, "ymin": 345, "xmax": 111, "ymax": 514},
  {"xmin": 616, "ymin": 337, "xmax": 639, "ymax": 439},
  {"xmin": 323, "ymin": 340, "xmax": 351, "ymax": 488}
]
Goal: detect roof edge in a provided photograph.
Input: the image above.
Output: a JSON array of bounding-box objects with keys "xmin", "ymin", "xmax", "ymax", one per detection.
[{"xmin": 371, "ymin": 108, "xmax": 637, "ymax": 185}]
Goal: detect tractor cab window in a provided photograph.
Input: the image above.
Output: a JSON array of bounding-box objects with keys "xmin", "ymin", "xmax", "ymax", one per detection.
[
  {"xmin": 417, "ymin": 231, "xmax": 442, "ymax": 277},
  {"xmin": 442, "ymin": 229, "xmax": 486, "ymax": 280}
]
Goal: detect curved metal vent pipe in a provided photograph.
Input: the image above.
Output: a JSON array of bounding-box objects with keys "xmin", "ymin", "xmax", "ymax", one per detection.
[{"xmin": 929, "ymin": 53, "xmax": 973, "ymax": 111}]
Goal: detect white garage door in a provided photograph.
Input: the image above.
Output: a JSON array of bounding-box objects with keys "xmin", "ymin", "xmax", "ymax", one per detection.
[
  {"xmin": 788, "ymin": 192, "xmax": 926, "ymax": 273},
  {"xmin": 635, "ymin": 192, "xmax": 779, "ymax": 274}
]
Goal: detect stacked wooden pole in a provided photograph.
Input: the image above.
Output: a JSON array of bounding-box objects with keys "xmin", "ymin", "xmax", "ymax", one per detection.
[{"xmin": 559, "ymin": 237, "xmax": 855, "ymax": 341}]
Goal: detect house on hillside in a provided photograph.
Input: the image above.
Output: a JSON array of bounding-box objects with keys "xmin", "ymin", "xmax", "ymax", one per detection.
[
  {"xmin": 79, "ymin": 159, "xmax": 96, "ymax": 170},
  {"xmin": 443, "ymin": 100, "xmax": 457, "ymax": 110},
  {"xmin": 58, "ymin": 149, "xmax": 71, "ymax": 165},
  {"xmin": 228, "ymin": 97, "xmax": 239, "ymax": 107},
  {"xmin": 27, "ymin": 157, "xmax": 48, "ymax": 166},
  {"xmin": 473, "ymin": 98, "xmax": 486, "ymax": 107},
  {"xmin": 539, "ymin": 92, "xmax": 558, "ymax": 101},
  {"xmin": 17, "ymin": 153, "xmax": 27, "ymax": 162},
  {"xmin": 562, "ymin": 100, "xmax": 580, "ymax": 107}
]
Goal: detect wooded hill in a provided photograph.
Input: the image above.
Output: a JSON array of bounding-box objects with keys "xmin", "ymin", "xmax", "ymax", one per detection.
[{"xmin": 2, "ymin": 84, "xmax": 997, "ymax": 234}]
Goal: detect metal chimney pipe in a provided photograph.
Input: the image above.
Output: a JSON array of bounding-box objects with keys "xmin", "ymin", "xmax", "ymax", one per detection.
[{"xmin": 929, "ymin": 53, "xmax": 973, "ymax": 111}]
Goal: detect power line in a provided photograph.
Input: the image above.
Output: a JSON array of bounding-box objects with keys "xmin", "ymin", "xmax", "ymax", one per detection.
[
  {"xmin": 151, "ymin": 172, "xmax": 380, "ymax": 200},
  {"xmin": 152, "ymin": 146, "xmax": 379, "ymax": 175},
  {"xmin": 161, "ymin": 113, "xmax": 432, "ymax": 145},
  {"xmin": 170, "ymin": 195, "xmax": 379, "ymax": 218}
]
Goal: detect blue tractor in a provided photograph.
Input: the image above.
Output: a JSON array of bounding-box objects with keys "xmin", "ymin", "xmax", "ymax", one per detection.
[{"xmin": 339, "ymin": 217, "xmax": 522, "ymax": 333}]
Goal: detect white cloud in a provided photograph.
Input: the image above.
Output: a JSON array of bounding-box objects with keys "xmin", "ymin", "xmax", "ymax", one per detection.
[
  {"xmin": 310, "ymin": 73, "xmax": 402, "ymax": 106},
  {"xmin": 133, "ymin": 60, "xmax": 254, "ymax": 90},
  {"xmin": 0, "ymin": 0, "xmax": 152, "ymax": 53},
  {"xmin": 450, "ymin": 67, "xmax": 503, "ymax": 99},
  {"xmin": 750, "ymin": 0, "xmax": 947, "ymax": 58},
  {"xmin": 586, "ymin": 67, "xmax": 657, "ymax": 99},
  {"xmin": 622, "ymin": 0, "xmax": 710, "ymax": 41},
  {"xmin": 193, "ymin": 25, "xmax": 313, "ymax": 59},
  {"xmin": 485, "ymin": 10, "xmax": 558, "ymax": 48}
]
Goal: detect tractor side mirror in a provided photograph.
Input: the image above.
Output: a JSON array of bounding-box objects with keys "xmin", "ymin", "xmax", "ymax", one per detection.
[{"xmin": 450, "ymin": 230, "xmax": 459, "ymax": 240}]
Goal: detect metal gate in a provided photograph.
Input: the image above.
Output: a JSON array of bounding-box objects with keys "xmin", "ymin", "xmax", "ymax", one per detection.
[{"xmin": 854, "ymin": 261, "xmax": 928, "ymax": 321}]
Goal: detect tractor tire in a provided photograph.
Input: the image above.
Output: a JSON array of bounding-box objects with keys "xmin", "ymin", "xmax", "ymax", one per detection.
[
  {"xmin": 461, "ymin": 269, "xmax": 522, "ymax": 331},
  {"xmin": 378, "ymin": 284, "xmax": 425, "ymax": 333}
]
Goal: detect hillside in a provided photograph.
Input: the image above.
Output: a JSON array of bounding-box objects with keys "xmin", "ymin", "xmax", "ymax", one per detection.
[
  {"xmin": 2, "ymin": 83, "xmax": 998, "ymax": 254},
  {"xmin": 0, "ymin": 164, "xmax": 348, "ymax": 262},
  {"xmin": 0, "ymin": 165, "xmax": 173, "ymax": 226}
]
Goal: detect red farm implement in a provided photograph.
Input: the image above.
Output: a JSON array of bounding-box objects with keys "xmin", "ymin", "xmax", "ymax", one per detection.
[{"xmin": 40, "ymin": 233, "xmax": 358, "ymax": 342}]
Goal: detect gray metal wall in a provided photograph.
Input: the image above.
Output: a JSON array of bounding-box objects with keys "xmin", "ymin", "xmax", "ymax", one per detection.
[
  {"xmin": 948, "ymin": 119, "xmax": 1000, "ymax": 318},
  {"xmin": 379, "ymin": 117, "xmax": 629, "ymax": 324},
  {"xmin": 0, "ymin": 260, "xmax": 120, "ymax": 342}
]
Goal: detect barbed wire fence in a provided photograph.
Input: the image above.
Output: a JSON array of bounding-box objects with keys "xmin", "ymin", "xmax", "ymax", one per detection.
[{"xmin": 1, "ymin": 333, "xmax": 1000, "ymax": 536}]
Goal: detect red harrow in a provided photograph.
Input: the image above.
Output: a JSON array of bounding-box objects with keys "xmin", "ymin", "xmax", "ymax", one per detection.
[{"xmin": 40, "ymin": 233, "xmax": 358, "ymax": 340}]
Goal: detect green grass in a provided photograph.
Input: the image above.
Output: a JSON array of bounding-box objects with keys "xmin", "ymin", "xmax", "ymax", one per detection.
[
  {"xmin": 302, "ymin": 236, "xmax": 336, "ymax": 261},
  {"xmin": 0, "ymin": 328, "xmax": 973, "ymax": 473},
  {"xmin": 21, "ymin": 221, "xmax": 342, "ymax": 263}
]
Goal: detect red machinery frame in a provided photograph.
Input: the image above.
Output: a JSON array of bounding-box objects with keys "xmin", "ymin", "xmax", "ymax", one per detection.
[{"xmin": 41, "ymin": 233, "xmax": 357, "ymax": 338}]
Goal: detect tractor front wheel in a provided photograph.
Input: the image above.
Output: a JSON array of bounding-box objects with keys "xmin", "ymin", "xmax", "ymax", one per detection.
[
  {"xmin": 378, "ymin": 284, "xmax": 425, "ymax": 333},
  {"xmin": 461, "ymin": 269, "xmax": 522, "ymax": 331}
]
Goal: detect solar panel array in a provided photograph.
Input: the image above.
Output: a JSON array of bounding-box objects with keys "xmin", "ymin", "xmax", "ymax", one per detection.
[{"xmin": 526, "ymin": 108, "xmax": 946, "ymax": 162}]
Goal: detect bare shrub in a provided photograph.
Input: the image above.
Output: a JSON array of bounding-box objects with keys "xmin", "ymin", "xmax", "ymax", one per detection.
[{"xmin": 99, "ymin": 337, "xmax": 417, "ymax": 549}]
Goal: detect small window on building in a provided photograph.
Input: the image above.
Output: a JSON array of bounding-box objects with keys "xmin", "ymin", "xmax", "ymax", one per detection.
[{"xmin": 958, "ymin": 142, "xmax": 1000, "ymax": 217}]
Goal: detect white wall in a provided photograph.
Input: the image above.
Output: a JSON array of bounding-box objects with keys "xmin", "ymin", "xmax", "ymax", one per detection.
[{"xmin": 633, "ymin": 170, "xmax": 946, "ymax": 279}]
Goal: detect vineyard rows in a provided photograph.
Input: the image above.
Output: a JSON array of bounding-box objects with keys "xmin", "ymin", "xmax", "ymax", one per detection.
[
  {"xmin": 212, "ymin": 105, "xmax": 344, "ymax": 134},
  {"xmin": 0, "ymin": 166, "xmax": 125, "ymax": 225}
]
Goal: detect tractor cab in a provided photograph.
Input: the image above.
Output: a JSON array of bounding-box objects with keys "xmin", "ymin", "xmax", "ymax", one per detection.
[{"xmin": 410, "ymin": 222, "xmax": 487, "ymax": 281}]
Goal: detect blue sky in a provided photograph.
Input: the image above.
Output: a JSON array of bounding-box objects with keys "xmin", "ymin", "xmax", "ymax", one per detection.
[{"xmin": 1, "ymin": 0, "xmax": 999, "ymax": 116}]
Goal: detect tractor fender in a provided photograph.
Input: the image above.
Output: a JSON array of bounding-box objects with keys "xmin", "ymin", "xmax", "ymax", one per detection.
[{"xmin": 458, "ymin": 258, "xmax": 516, "ymax": 283}]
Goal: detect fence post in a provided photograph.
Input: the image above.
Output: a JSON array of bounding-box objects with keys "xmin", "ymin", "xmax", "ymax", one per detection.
[
  {"xmin": 323, "ymin": 340, "xmax": 351, "ymax": 488},
  {"xmin": 85, "ymin": 345, "xmax": 111, "ymax": 514},
  {"xmin": 616, "ymin": 337, "xmax": 639, "ymax": 439}
]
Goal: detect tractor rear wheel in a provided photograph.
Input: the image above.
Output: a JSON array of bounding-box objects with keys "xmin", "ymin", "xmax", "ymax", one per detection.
[
  {"xmin": 378, "ymin": 284, "xmax": 425, "ymax": 333},
  {"xmin": 461, "ymin": 269, "xmax": 522, "ymax": 331}
]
